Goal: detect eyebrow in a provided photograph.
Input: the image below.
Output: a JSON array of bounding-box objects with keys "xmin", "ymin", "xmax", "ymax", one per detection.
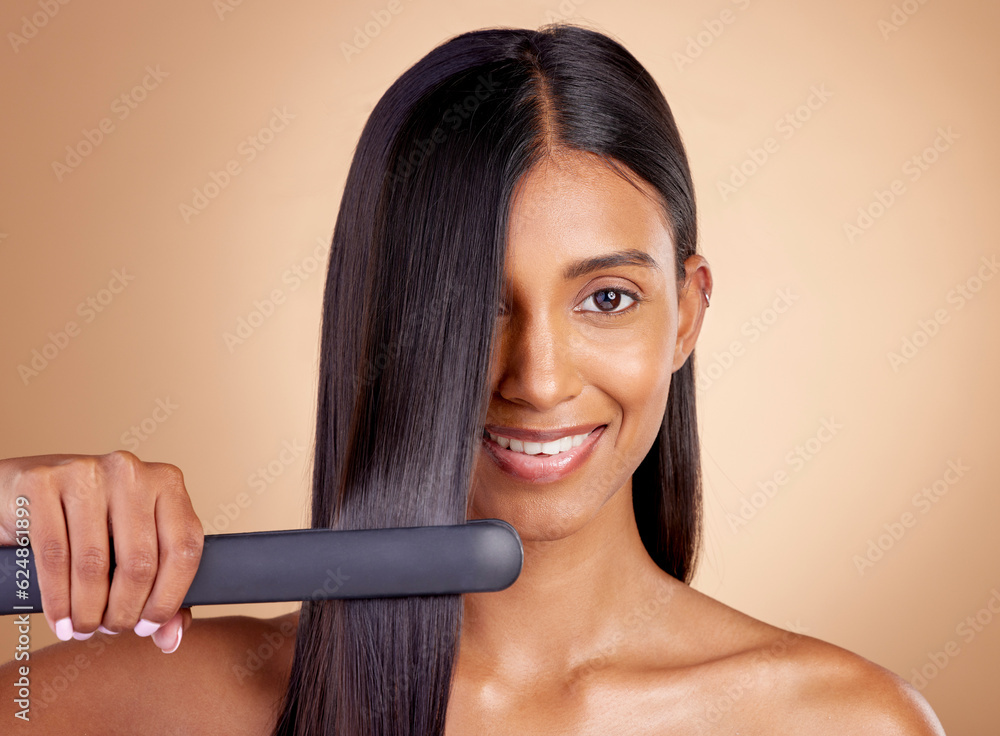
[{"xmin": 562, "ymin": 249, "xmax": 661, "ymax": 281}]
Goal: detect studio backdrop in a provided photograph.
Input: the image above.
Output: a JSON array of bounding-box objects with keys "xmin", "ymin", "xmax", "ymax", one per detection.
[{"xmin": 0, "ymin": 1, "xmax": 997, "ymax": 731}]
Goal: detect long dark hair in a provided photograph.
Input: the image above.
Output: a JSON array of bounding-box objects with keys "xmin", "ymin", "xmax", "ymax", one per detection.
[{"xmin": 272, "ymin": 22, "xmax": 702, "ymax": 735}]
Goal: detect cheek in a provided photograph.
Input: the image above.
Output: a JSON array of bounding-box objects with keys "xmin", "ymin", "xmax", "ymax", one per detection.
[
  {"xmin": 575, "ymin": 315, "xmax": 675, "ymax": 414},
  {"xmin": 577, "ymin": 317, "xmax": 675, "ymax": 477}
]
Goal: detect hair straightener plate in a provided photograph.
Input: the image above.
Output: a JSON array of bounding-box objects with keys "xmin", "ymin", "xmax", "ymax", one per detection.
[{"xmin": 0, "ymin": 520, "xmax": 522, "ymax": 615}]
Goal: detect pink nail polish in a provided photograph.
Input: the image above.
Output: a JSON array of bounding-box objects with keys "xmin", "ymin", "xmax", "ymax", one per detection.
[
  {"xmin": 54, "ymin": 617, "xmax": 73, "ymax": 641},
  {"xmin": 72, "ymin": 630, "xmax": 94, "ymax": 641},
  {"xmin": 160, "ymin": 626, "xmax": 182, "ymax": 654},
  {"xmin": 98, "ymin": 625, "xmax": 119, "ymax": 635},
  {"xmin": 134, "ymin": 619, "xmax": 161, "ymax": 637}
]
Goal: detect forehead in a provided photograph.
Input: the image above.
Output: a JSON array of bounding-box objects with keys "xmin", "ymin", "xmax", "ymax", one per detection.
[{"xmin": 505, "ymin": 150, "xmax": 674, "ymax": 279}]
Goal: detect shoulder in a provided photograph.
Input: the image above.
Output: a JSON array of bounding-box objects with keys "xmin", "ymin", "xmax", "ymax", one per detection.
[
  {"xmin": 773, "ymin": 634, "xmax": 946, "ymax": 735},
  {"xmin": 651, "ymin": 581, "xmax": 945, "ymax": 734},
  {"xmin": 1, "ymin": 610, "xmax": 300, "ymax": 735}
]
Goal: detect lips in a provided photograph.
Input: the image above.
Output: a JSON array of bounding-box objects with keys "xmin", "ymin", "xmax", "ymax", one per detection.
[{"xmin": 480, "ymin": 424, "xmax": 606, "ymax": 483}]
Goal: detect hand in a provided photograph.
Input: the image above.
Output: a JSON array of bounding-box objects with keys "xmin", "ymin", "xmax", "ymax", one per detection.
[{"xmin": 0, "ymin": 451, "xmax": 204, "ymax": 653}]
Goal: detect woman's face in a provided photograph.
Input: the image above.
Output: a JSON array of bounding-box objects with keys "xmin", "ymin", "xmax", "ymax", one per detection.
[{"xmin": 468, "ymin": 150, "xmax": 711, "ymax": 541}]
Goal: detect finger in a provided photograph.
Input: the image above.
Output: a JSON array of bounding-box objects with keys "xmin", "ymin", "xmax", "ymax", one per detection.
[
  {"xmin": 151, "ymin": 608, "xmax": 190, "ymax": 654},
  {"xmin": 101, "ymin": 456, "xmax": 160, "ymax": 635},
  {"xmin": 24, "ymin": 470, "xmax": 74, "ymax": 641},
  {"xmin": 135, "ymin": 465, "xmax": 203, "ymax": 628},
  {"xmin": 62, "ymin": 479, "xmax": 112, "ymax": 639}
]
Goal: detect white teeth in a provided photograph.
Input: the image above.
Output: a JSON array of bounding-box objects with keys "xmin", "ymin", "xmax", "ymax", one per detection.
[{"xmin": 486, "ymin": 428, "xmax": 595, "ymax": 456}]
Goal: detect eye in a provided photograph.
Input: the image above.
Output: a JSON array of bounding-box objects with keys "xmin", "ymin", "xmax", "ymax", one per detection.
[{"xmin": 579, "ymin": 286, "xmax": 641, "ymax": 317}]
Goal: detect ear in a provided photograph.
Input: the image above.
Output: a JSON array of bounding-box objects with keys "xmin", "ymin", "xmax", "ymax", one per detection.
[{"xmin": 672, "ymin": 254, "xmax": 713, "ymax": 372}]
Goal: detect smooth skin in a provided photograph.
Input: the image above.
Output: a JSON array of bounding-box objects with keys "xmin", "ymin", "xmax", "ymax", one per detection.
[{"xmin": 0, "ymin": 149, "xmax": 946, "ymax": 735}]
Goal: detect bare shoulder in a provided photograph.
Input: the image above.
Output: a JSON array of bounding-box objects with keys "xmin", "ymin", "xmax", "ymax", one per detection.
[
  {"xmin": 657, "ymin": 581, "xmax": 945, "ymax": 734},
  {"xmin": 775, "ymin": 633, "xmax": 946, "ymax": 735},
  {"xmin": 0, "ymin": 610, "xmax": 300, "ymax": 735}
]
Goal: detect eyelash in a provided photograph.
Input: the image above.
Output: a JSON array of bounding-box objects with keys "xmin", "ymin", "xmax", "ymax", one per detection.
[
  {"xmin": 579, "ymin": 286, "xmax": 642, "ymax": 318},
  {"xmin": 497, "ymin": 286, "xmax": 643, "ymax": 318}
]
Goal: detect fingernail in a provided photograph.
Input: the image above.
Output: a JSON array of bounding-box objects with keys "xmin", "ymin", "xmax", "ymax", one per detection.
[
  {"xmin": 72, "ymin": 630, "xmax": 94, "ymax": 641},
  {"xmin": 97, "ymin": 625, "xmax": 119, "ymax": 635},
  {"xmin": 134, "ymin": 619, "xmax": 161, "ymax": 637},
  {"xmin": 160, "ymin": 626, "xmax": 182, "ymax": 654},
  {"xmin": 54, "ymin": 617, "xmax": 73, "ymax": 641}
]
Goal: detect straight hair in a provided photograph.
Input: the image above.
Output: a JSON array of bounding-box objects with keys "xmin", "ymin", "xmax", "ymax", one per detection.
[{"xmin": 272, "ymin": 22, "xmax": 702, "ymax": 735}]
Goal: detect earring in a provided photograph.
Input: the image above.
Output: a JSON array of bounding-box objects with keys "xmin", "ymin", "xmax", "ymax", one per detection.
[{"xmin": 703, "ymin": 289, "xmax": 710, "ymax": 307}]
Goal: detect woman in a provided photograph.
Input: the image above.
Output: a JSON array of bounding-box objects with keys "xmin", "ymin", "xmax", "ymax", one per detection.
[{"xmin": 0, "ymin": 23, "xmax": 945, "ymax": 735}]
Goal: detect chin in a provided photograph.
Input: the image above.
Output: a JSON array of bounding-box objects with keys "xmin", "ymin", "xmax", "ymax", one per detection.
[{"xmin": 467, "ymin": 492, "xmax": 593, "ymax": 542}]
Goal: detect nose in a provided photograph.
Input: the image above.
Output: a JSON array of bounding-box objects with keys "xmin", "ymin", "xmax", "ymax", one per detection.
[{"xmin": 491, "ymin": 310, "xmax": 584, "ymax": 412}]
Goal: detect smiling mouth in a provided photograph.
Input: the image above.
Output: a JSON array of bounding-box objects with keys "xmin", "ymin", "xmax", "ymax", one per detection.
[
  {"xmin": 481, "ymin": 426, "xmax": 601, "ymax": 456},
  {"xmin": 479, "ymin": 425, "xmax": 607, "ymax": 483}
]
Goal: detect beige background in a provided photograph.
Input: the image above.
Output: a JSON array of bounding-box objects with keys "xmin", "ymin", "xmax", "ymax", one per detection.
[{"xmin": 1, "ymin": 0, "xmax": 997, "ymax": 730}]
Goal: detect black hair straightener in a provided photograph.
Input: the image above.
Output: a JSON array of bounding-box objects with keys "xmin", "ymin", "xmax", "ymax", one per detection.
[{"xmin": 0, "ymin": 520, "xmax": 522, "ymax": 615}]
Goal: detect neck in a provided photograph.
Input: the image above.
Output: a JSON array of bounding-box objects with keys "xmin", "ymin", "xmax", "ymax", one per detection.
[{"xmin": 457, "ymin": 478, "xmax": 679, "ymax": 689}]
